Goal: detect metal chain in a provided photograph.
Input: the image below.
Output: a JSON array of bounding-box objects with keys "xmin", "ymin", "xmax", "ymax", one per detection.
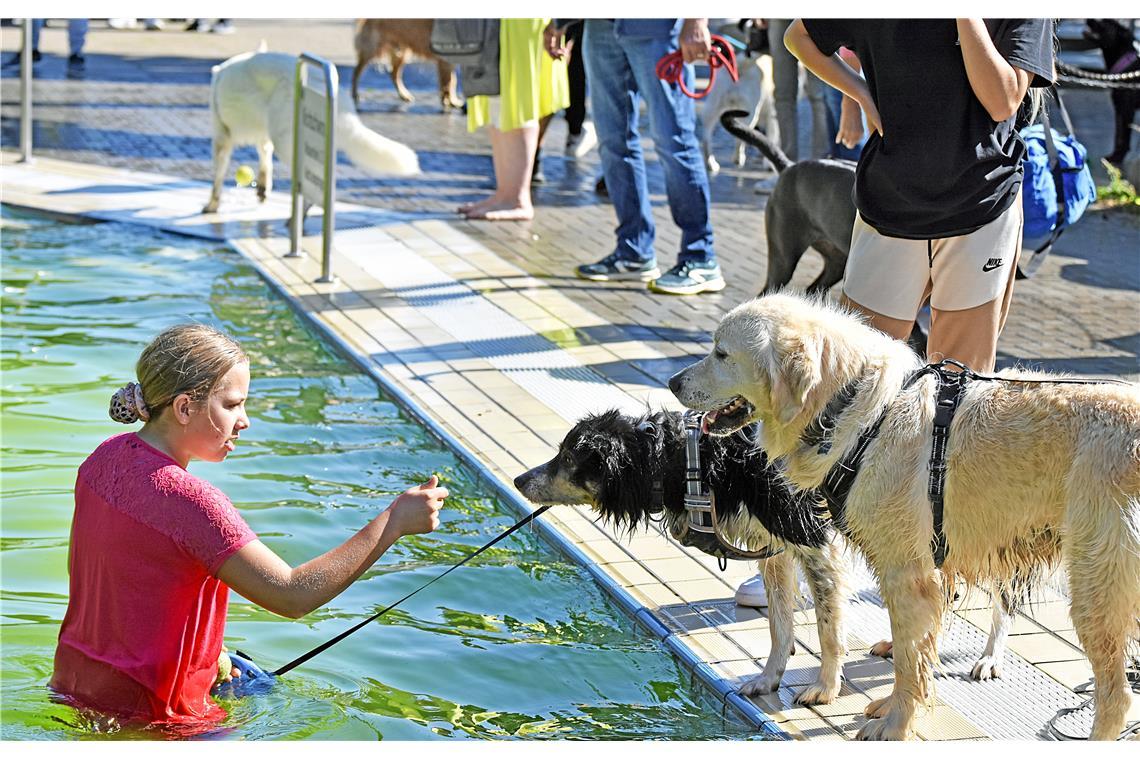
[{"xmin": 1056, "ymin": 60, "xmax": 1140, "ymax": 90}]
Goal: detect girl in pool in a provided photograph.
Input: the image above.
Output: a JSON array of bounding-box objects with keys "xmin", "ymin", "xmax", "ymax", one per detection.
[{"xmin": 49, "ymin": 323, "xmax": 449, "ymax": 724}]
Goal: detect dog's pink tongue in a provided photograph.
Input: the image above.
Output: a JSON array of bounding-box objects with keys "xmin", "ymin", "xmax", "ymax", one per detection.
[{"xmin": 701, "ymin": 411, "xmax": 717, "ymax": 435}]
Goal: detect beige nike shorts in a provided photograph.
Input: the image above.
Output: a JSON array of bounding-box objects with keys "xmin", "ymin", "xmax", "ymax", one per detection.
[{"xmin": 843, "ymin": 196, "xmax": 1023, "ymax": 321}]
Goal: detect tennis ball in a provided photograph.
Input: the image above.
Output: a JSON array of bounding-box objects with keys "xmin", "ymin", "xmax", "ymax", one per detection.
[{"xmin": 235, "ymin": 165, "xmax": 256, "ymax": 187}]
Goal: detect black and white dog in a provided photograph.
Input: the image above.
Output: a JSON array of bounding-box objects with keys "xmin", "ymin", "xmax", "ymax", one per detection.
[
  {"xmin": 514, "ymin": 408, "xmax": 850, "ymax": 705},
  {"xmin": 1084, "ymin": 19, "xmax": 1139, "ymax": 166}
]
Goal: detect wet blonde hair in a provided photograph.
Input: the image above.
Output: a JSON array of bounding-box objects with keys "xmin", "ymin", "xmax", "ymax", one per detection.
[{"xmin": 109, "ymin": 324, "xmax": 247, "ymax": 424}]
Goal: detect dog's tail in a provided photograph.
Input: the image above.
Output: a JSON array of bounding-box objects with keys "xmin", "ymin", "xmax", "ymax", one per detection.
[
  {"xmin": 720, "ymin": 109, "xmax": 792, "ymax": 173},
  {"xmin": 335, "ymin": 103, "xmax": 421, "ymax": 176}
]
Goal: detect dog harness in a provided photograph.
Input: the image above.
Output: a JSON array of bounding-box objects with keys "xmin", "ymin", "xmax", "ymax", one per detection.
[
  {"xmin": 679, "ymin": 410, "xmax": 783, "ymax": 570},
  {"xmin": 814, "ymin": 359, "xmax": 1129, "ymax": 568},
  {"xmin": 815, "ymin": 361, "xmax": 970, "ymax": 566},
  {"xmin": 655, "ymin": 35, "xmax": 739, "ymax": 100}
]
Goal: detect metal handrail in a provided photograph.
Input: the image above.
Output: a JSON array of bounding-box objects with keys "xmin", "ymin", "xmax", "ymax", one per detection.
[
  {"xmin": 20, "ymin": 18, "xmax": 33, "ymax": 163},
  {"xmin": 288, "ymin": 53, "xmax": 337, "ymax": 284}
]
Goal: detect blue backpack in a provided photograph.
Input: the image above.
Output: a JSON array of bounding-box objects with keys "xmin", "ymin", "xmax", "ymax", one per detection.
[{"xmin": 1018, "ymin": 88, "xmax": 1096, "ymax": 277}]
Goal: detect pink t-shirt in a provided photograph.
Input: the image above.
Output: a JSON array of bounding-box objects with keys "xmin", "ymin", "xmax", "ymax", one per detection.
[{"xmin": 50, "ymin": 433, "xmax": 257, "ymax": 724}]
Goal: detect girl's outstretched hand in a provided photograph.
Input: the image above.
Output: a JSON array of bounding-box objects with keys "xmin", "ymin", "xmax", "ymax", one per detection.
[{"xmin": 386, "ymin": 475, "xmax": 447, "ymax": 537}]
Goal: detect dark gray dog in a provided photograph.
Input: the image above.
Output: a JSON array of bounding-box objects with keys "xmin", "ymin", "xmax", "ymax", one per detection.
[
  {"xmin": 723, "ymin": 110, "xmax": 928, "ymax": 353},
  {"xmin": 721, "ymin": 109, "xmax": 855, "ymax": 295}
]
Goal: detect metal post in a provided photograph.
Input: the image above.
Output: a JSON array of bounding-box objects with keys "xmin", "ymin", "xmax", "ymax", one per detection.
[
  {"xmin": 318, "ymin": 62, "xmax": 337, "ymax": 284},
  {"xmin": 286, "ymin": 58, "xmax": 304, "ymax": 258},
  {"xmin": 287, "ymin": 54, "xmax": 338, "ymax": 284},
  {"xmin": 19, "ymin": 18, "xmax": 33, "ymax": 163}
]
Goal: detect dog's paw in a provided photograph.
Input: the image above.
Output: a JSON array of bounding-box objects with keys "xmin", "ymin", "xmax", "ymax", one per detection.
[
  {"xmin": 855, "ymin": 717, "xmax": 909, "ymax": 741},
  {"xmin": 257, "ymin": 187, "xmax": 267, "ymax": 203},
  {"xmin": 706, "ymin": 155, "xmax": 721, "ymax": 176},
  {"xmin": 739, "ymin": 673, "xmax": 781, "ymax": 696},
  {"xmin": 970, "ymin": 655, "xmax": 1002, "ymax": 681},
  {"xmin": 863, "ymin": 696, "xmax": 892, "ymax": 719},
  {"xmin": 202, "ymin": 201, "xmax": 219, "ymax": 214},
  {"xmin": 794, "ymin": 679, "xmax": 840, "ymax": 705},
  {"xmin": 870, "ymin": 639, "xmax": 894, "ymax": 658}
]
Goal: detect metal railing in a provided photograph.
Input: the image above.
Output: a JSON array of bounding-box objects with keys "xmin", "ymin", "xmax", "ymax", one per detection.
[
  {"xmin": 287, "ymin": 53, "xmax": 337, "ymax": 284},
  {"xmin": 20, "ymin": 18, "xmax": 33, "ymax": 163}
]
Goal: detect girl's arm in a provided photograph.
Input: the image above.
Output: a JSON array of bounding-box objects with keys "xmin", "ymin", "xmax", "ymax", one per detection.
[
  {"xmin": 784, "ymin": 20, "xmax": 882, "ymax": 137},
  {"xmin": 217, "ymin": 476, "xmax": 447, "ymax": 619},
  {"xmin": 836, "ymin": 48, "xmax": 865, "ymax": 149},
  {"xmin": 956, "ymin": 19, "xmax": 1032, "ymax": 122}
]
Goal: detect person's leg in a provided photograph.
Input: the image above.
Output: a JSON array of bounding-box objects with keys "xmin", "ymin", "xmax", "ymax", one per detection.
[
  {"xmin": 465, "ymin": 123, "xmax": 538, "ymax": 221},
  {"xmin": 68, "ymin": 19, "xmax": 87, "ymax": 55},
  {"xmin": 840, "ymin": 214, "xmax": 931, "ymax": 340},
  {"xmin": 581, "ymin": 19, "xmax": 656, "ymax": 266},
  {"xmin": 767, "ymin": 19, "xmax": 799, "ymax": 161},
  {"xmin": 625, "ymin": 33, "xmax": 715, "ymax": 269},
  {"xmin": 804, "ymin": 71, "xmax": 829, "ymax": 160},
  {"xmin": 565, "ymin": 22, "xmax": 586, "ymax": 136},
  {"xmin": 926, "ymin": 195, "xmax": 1023, "ymax": 372}
]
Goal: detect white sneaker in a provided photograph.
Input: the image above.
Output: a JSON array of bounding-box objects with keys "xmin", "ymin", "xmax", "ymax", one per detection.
[
  {"xmin": 565, "ymin": 122, "xmax": 598, "ymax": 159},
  {"xmin": 735, "ymin": 573, "xmax": 768, "ymax": 607},
  {"xmin": 107, "ymin": 18, "xmax": 138, "ymax": 30}
]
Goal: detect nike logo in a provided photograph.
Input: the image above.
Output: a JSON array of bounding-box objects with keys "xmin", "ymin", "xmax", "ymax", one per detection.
[{"xmin": 981, "ymin": 258, "xmax": 1003, "ymax": 272}]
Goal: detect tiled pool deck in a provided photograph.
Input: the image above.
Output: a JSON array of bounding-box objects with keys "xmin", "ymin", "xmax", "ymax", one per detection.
[{"xmin": 4, "ymin": 152, "xmax": 1137, "ymax": 741}]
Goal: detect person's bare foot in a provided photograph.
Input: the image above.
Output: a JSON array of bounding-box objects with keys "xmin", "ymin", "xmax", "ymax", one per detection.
[
  {"xmin": 458, "ymin": 194, "xmax": 505, "ymax": 216},
  {"xmin": 463, "ymin": 199, "xmax": 533, "ymax": 221}
]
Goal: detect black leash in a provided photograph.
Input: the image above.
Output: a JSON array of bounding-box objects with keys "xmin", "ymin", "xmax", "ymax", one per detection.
[{"xmin": 272, "ymin": 504, "xmax": 552, "ymax": 677}]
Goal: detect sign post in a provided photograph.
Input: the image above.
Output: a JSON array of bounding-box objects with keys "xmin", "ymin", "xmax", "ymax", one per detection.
[{"xmin": 288, "ymin": 53, "xmax": 337, "ymax": 284}]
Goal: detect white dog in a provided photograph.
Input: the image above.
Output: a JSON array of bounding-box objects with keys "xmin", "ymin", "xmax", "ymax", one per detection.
[
  {"xmin": 670, "ymin": 292, "xmax": 1140, "ymax": 741},
  {"xmin": 203, "ymin": 49, "xmax": 420, "ymax": 214},
  {"xmin": 697, "ymin": 41, "xmax": 776, "ymax": 176}
]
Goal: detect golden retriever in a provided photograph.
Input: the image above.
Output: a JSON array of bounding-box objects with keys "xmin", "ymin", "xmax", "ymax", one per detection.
[
  {"xmin": 668, "ymin": 292, "xmax": 1140, "ymax": 740},
  {"xmin": 352, "ymin": 19, "xmax": 462, "ymax": 110}
]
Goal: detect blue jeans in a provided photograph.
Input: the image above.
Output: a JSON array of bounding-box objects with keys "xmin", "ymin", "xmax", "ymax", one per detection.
[
  {"xmin": 31, "ymin": 19, "xmax": 88, "ymax": 56},
  {"xmin": 582, "ymin": 19, "xmax": 715, "ymax": 266}
]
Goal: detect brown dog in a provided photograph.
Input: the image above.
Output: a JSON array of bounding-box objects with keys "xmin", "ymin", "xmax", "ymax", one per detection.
[{"xmin": 352, "ymin": 19, "xmax": 462, "ymax": 111}]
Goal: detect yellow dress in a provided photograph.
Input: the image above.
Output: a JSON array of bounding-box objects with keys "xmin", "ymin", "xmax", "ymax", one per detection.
[{"xmin": 467, "ymin": 18, "xmax": 570, "ymax": 132}]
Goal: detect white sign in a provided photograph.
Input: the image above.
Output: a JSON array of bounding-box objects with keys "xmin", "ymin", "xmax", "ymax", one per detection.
[{"xmin": 299, "ymin": 81, "xmax": 329, "ymax": 208}]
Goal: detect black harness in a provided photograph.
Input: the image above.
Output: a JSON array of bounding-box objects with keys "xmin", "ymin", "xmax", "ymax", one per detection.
[
  {"xmin": 812, "ymin": 359, "xmax": 1127, "ymax": 568},
  {"xmin": 667, "ymin": 411, "xmax": 783, "ymax": 570}
]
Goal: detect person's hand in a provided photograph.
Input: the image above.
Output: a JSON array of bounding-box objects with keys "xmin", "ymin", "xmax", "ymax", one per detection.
[
  {"xmin": 836, "ymin": 96, "xmax": 865, "ymax": 150},
  {"xmin": 679, "ymin": 19, "xmax": 712, "ymax": 64},
  {"xmin": 386, "ymin": 475, "xmax": 447, "ymax": 536},
  {"xmin": 543, "ymin": 22, "xmax": 569, "ymax": 61},
  {"xmin": 216, "ymin": 647, "xmax": 240, "ymax": 685}
]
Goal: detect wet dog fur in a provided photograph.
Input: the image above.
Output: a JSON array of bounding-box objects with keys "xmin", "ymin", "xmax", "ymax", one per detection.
[
  {"xmin": 669, "ymin": 291, "xmax": 1140, "ymax": 740},
  {"xmin": 514, "ymin": 408, "xmax": 850, "ymax": 705}
]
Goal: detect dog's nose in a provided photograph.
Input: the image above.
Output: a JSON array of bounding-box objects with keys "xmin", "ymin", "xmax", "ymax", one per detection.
[
  {"xmin": 513, "ymin": 473, "xmax": 528, "ymax": 491},
  {"xmin": 667, "ymin": 373, "xmax": 683, "ymax": 395}
]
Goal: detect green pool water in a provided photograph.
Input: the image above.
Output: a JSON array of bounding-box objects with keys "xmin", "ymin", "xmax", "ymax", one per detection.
[{"xmin": 0, "ymin": 207, "xmax": 767, "ymax": 740}]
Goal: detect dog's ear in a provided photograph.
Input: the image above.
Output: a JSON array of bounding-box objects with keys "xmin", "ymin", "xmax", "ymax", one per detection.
[{"xmin": 769, "ymin": 330, "xmax": 822, "ymax": 424}]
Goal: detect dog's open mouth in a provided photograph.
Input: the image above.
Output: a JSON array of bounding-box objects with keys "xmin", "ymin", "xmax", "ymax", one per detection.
[{"xmin": 701, "ymin": 396, "xmax": 755, "ymax": 435}]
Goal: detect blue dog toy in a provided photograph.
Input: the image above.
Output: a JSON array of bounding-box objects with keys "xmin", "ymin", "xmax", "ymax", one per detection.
[{"xmin": 211, "ymin": 650, "xmax": 275, "ymax": 698}]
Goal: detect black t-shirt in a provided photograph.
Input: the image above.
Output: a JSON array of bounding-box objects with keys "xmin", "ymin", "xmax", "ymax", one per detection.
[{"xmin": 803, "ymin": 19, "xmax": 1055, "ymax": 239}]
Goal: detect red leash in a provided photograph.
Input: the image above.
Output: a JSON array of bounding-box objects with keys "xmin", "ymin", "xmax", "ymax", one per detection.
[{"xmin": 655, "ymin": 35, "xmax": 739, "ymax": 99}]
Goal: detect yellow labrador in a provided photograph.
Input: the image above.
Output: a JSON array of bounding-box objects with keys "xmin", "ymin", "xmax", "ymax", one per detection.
[{"xmin": 669, "ymin": 292, "xmax": 1140, "ymax": 740}]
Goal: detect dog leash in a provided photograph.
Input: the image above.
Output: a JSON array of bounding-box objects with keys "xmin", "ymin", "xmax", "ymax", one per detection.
[
  {"xmin": 655, "ymin": 35, "xmax": 738, "ymax": 100},
  {"xmin": 272, "ymin": 504, "xmax": 551, "ymax": 677}
]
